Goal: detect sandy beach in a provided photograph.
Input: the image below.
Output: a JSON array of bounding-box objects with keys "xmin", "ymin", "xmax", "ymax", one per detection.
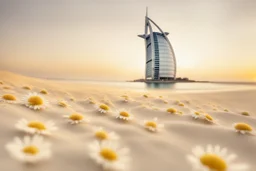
[{"xmin": 0, "ymin": 70, "xmax": 256, "ymax": 171}]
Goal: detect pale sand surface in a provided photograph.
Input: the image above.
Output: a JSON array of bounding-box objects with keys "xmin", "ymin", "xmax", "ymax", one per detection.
[{"xmin": 0, "ymin": 71, "xmax": 256, "ymax": 171}]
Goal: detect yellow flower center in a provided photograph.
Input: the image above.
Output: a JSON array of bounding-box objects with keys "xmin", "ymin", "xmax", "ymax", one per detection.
[
  {"xmin": 89, "ymin": 100, "xmax": 96, "ymax": 104},
  {"xmin": 40, "ymin": 90, "xmax": 48, "ymax": 94},
  {"xmin": 194, "ymin": 112, "xmax": 200, "ymax": 116},
  {"xmin": 119, "ymin": 111, "xmax": 130, "ymax": 117},
  {"xmin": 200, "ymin": 154, "xmax": 227, "ymax": 171},
  {"xmin": 59, "ymin": 101, "xmax": 67, "ymax": 107},
  {"xmin": 178, "ymin": 103, "xmax": 184, "ymax": 107},
  {"xmin": 2, "ymin": 94, "xmax": 16, "ymax": 101},
  {"xmin": 27, "ymin": 121, "xmax": 46, "ymax": 130},
  {"xmin": 167, "ymin": 108, "xmax": 176, "ymax": 114},
  {"xmin": 145, "ymin": 121, "xmax": 157, "ymax": 128},
  {"xmin": 23, "ymin": 86, "xmax": 31, "ymax": 90},
  {"xmin": 23, "ymin": 145, "xmax": 39, "ymax": 155},
  {"xmin": 205, "ymin": 114, "xmax": 213, "ymax": 121},
  {"xmin": 95, "ymin": 130, "xmax": 108, "ymax": 140},
  {"xmin": 100, "ymin": 148, "xmax": 118, "ymax": 161},
  {"xmin": 234, "ymin": 123, "xmax": 253, "ymax": 131},
  {"xmin": 69, "ymin": 113, "xmax": 84, "ymax": 121},
  {"xmin": 28, "ymin": 96, "xmax": 43, "ymax": 106},
  {"xmin": 100, "ymin": 104, "xmax": 109, "ymax": 111},
  {"xmin": 241, "ymin": 112, "xmax": 249, "ymax": 116}
]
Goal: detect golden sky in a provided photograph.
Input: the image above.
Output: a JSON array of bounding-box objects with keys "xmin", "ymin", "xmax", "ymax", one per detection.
[{"xmin": 0, "ymin": 0, "xmax": 256, "ymax": 81}]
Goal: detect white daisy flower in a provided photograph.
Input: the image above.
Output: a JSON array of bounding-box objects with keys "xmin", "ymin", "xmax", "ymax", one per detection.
[
  {"xmin": 116, "ymin": 109, "xmax": 134, "ymax": 121},
  {"xmin": 69, "ymin": 97, "xmax": 75, "ymax": 101},
  {"xmin": 121, "ymin": 95, "xmax": 129, "ymax": 103},
  {"xmin": 63, "ymin": 113, "xmax": 89, "ymax": 124},
  {"xmin": 5, "ymin": 135, "xmax": 51, "ymax": 163},
  {"xmin": 192, "ymin": 111, "xmax": 201, "ymax": 119},
  {"xmin": 39, "ymin": 89, "xmax": 48, "ymax": 95},
  {"xmin": 166, "ymin": 108, "xmax": 177, "ymax": 114},
  {"xmin": 22, "ymin": 85, "xmax": 32, "ymax": 90},
  {"xmin": 87, "ymin": 97, "xmax": 96, "ymax": 104},
  {"xmin": 1, "ymin": 94, "xmax": 17, "ymax": 103},
  {"xmin": 21, "ymin": 92, "xmax": 48, "ymax": 110},
  {"xmin": 233, "ymin": 123, "xmax": 253, "ymax": 135},
  {"xmin": 15, "ymin": 119, "xmax": 57, "ymax": 135},
  {"xmin": 123, "ymin": 97, "xmax": 129, "ymax": 103},
  {"xmin": 143, "ymin": 94, "xmax": 149, "ymax": 98},
  {"xmin": 187, "ymin": 144, "xmax": 249, "ymax": 171},
  {"xmin": 143, "ymin": 117, "xmax": 164, "ymax": 132},
  {"xmin": 89, "ymin": 140, "xmax": 130, "ymax": 171},
  {"xmin": 93, "ymin": 127, "xmax": 119, "ymax": 141},
  {"xmin": 58, "ymin": 100, "xmax": 70, "ymax": 108},
  {"xmin": 95, "ymin": 104, "xmax": 110, "ymax": 114},
  {"xmin": 203, "ymin": 114, "xmax": 215, "ymax": 124}
]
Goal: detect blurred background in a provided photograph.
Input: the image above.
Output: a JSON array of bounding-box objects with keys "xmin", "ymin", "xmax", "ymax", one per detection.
[{"xmin": 0, "ymin": 0, "xmax": 256, "ymax": 82}]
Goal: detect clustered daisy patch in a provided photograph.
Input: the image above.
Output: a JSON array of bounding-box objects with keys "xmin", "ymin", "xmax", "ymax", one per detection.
[
  {"xmin": 191, "ymin": 112, "xmax": 216, "ymax": 124},
  {"xmin": 3, "ymin": 88, "xmax": 254, "ymax": 170}
]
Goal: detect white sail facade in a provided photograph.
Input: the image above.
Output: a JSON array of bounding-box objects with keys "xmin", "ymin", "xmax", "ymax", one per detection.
[{"xmin": 138, "ymin": 11, "xmax": 177, "ymax": 80}]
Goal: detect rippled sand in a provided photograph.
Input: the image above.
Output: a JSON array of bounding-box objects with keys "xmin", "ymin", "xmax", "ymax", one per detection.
[{"xmin": 0, "ymin": 71, "xmax": 256, "ymax": 171}]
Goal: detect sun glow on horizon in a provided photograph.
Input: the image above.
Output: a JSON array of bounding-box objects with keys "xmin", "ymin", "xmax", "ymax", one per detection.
[{"xmin": 0, "ymin": 0, "xmax": 256, "ymax": 82}]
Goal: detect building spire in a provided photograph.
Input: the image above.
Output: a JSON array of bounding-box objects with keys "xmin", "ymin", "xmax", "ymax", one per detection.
[{"xmin": 146, "ymin": 7, "xmax": 148, "ymax": 18}]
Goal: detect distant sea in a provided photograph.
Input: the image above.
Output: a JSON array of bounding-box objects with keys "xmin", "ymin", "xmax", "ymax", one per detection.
[{"xmin": 54, "ymin": 79, "xmax": 256, "ymax": 92}]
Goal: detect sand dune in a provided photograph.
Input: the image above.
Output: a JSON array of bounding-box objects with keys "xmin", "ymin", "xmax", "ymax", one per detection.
[{"xmin": 0, "ymin": 71, "xmax": 256, "ymax": 171}]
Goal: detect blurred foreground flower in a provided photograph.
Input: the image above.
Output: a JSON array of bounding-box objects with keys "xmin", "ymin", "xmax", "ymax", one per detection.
[
  {"xmin": 89, "ymin": 140, "xmax": 130, "ymax": 171},
  {"xmin": 187, "ymin": 144, "xmax": 249, "ymax": 171},
  {"xmin": 6, "ymin": 135, "xmax": 51, "ymax": 163}
]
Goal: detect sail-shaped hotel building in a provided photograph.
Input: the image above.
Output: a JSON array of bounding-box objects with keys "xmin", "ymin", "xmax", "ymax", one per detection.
[{"xmin": 138, "ymin": 10, "xmax": 177, "ymax": 80}]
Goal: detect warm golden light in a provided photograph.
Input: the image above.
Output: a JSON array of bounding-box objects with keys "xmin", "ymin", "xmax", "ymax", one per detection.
[{"xmin": 0, "ymin": 1, "xmax": 255, "ymax": 82}]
